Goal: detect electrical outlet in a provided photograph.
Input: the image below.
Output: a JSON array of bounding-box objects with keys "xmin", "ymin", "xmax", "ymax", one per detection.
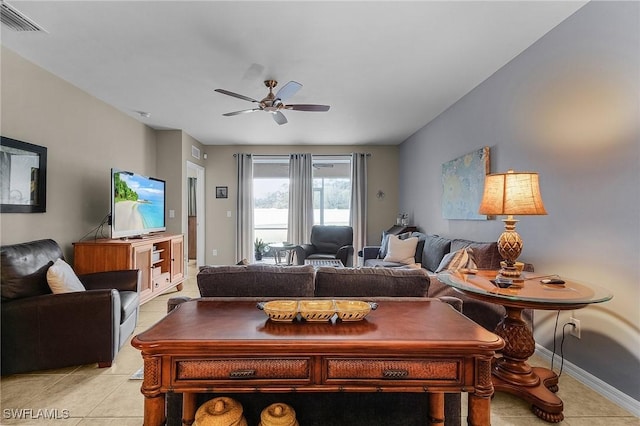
[
  {"xmin": 569, "ymin": 317, "xmax": 581, "ymax": 339},
  {"xmin": 212, "ymin": 249, "xmax": 218, "ymax": 256}
]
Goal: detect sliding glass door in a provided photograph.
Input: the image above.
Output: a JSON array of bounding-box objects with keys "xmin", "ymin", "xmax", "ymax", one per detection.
[
  {"xmin": 312, "ymin": 156, "xmax": 351, "ymax": 226},
  {"xmin": 253, "ymin": 156, "xmax": 289, "ymax": 247},
  {"xmin": 252, "ymin": 155, "xmax": 351, "ymax": 252}
]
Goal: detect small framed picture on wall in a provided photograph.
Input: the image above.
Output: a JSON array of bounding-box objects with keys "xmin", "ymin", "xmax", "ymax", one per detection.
[{"xmin": 216, "ymin": 186, "xmax": 228, "ymax": 199}]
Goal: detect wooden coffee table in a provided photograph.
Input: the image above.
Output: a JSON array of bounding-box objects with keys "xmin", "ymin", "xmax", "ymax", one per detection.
[
  {"xmin": 438, "ymin": 270, "xmax": 612, "ymax": 423},
  {"xmin": 132, "ymin": 299, "xmax": 503, "ymax": 426}
]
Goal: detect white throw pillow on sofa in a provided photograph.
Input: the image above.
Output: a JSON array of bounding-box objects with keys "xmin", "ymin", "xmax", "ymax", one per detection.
[
  {"xmin": 383, "ymin": 234, "xmax": 418, "ymax": 265},
  {"xmin": 46, "ymin": 258, "xmax": 86, "ymax": 294}
]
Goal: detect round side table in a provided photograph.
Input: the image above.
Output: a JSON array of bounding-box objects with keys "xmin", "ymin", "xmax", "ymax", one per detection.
[{"xmin": 438, "ymin": 270, "xmax": 612, "ymax": 423}]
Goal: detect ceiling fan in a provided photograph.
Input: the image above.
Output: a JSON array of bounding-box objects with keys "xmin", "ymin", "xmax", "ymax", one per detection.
[{"xmin": 215, "ymin": 80, "xmax": 330, "ymax": 125}]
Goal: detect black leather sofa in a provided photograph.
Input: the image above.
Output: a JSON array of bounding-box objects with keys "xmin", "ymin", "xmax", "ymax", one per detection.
[{"xmin": 1, "ymin": 239, "xmax": 141, "ymax": 375}]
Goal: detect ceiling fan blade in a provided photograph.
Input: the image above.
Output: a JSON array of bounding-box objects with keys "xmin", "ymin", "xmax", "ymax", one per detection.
[
  {"xmin": 285, "ymin": 104, "xmax": 330, "ymax": 112},
  {"xmin": 214, "ymin": 89, "xmax": 259, "ymax": 103},
  {"xmin": 272, "ymin": 111, "xmax": 288, "ymax": 125},
  {"xmin": 275, "ymin": 81, "xmax": 302, "ymax": 103},
  {"xmin": 223, "ymin": 108, "xmax": 261, "ymax": 116}
]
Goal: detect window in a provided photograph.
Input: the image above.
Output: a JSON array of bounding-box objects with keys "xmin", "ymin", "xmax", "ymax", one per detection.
[
  {"xmin": 312, "ymin": 156, "xmax": 351, "ymax": 226},
  {"xmin": 253, "ymin": 156, "xmax": 289, "ymax": 248},
  {"xmin": 252, "ymin": 155, "xmax": 352, "ymax": 250}
]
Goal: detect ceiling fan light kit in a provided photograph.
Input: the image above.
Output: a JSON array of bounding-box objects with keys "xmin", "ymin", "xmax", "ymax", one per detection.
[{"xmin": 215, "ymin": 80, "xmax": 330, "ymax": 125}]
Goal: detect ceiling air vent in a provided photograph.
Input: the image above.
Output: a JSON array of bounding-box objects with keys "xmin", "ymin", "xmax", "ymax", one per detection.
[{"xmin": 1, "ymin": 1, "xmax": 44, "ymax": 32}]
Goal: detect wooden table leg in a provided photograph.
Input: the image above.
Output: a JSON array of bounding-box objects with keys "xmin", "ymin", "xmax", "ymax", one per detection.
[
  {"xmin": 467, "ymin": 355, "xmax": 494, "ymax": 426},
  {"xmin": 428, "ymin": 392, "xmax": 444, "ymax": 425},
  {"xmin": 493, "ymin": 306, "xmax": 564, "ymax": 423},
  {"xmin": 140, "ymin": 355, "xmax": 165, "ymax": 426},
  {"xmin": 468, "ymin": 394, "xmax": 491, "ymax": 426},
  {"xmin": 143, "ymin": 394, "xmax": 166, "ymax": 426},
  {"xmin": 182, "ymin": 393, "xmax": 197, "ymax": 426}
]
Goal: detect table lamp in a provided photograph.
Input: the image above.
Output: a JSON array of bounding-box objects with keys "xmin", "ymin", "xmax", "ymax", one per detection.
[{"xmin": 479, "ymin": 169, "xmax": 547, "ymax": 278}]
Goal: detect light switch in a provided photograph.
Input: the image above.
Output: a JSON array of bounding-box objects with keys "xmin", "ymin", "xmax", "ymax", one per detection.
[
  {"xmin": 169, "ymin": 210, "xmax": 175, "ymax": 218},
  {"xmin": 227, "ymin": 211, "xmax": 232, "ymax": 218}
]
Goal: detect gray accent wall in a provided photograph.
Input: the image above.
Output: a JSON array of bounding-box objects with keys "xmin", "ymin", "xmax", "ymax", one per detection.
[{"xmin": 399, "ymin": 1, "xmax": 639, "ymax": 400}]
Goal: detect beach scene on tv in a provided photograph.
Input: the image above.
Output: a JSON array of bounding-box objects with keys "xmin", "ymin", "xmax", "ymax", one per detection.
[{"xmin": 113, "ymin": 172, "xmax": 165, "ymax": 235}]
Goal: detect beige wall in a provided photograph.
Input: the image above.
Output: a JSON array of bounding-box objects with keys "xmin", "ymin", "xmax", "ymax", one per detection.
[
  {"xmin": 202, "ymin": 145, "xmax": 400, "ymax": 265},
  {"xmin": 156, "ymin": 130, "xmax": 184, "ymax": 236},
  {"xmin": 1, "ymin": 47, "xmax": 157, "ymax": 259},
  {"xmin": 1, "ymin": 47, "xmax": 399, "ymax": 268}
]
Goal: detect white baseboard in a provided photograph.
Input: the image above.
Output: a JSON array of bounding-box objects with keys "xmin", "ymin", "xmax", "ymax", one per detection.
[{"xmin": 535, "ymin": 344, "xmax": 640, "ymax": 417}]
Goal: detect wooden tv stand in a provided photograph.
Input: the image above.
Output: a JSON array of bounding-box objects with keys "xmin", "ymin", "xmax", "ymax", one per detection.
[{"xmin": 74, "ymin": 234, "xmax": 184, "ymax": 304}]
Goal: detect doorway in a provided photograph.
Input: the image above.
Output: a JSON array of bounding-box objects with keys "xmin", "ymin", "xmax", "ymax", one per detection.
[{"xmin": 186, "ymin": 161, "xmax": 205, "ymax": 267}]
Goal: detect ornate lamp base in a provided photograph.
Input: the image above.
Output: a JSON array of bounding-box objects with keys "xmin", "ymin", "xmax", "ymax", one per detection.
[{"xmin": 498, "ymin": 216, "xmax": 524, "ymax": 278}]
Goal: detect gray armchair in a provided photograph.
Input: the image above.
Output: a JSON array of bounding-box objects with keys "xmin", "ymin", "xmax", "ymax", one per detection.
[{"xmin": 293, "ymin": 225, "xmax": 354, "ymax": 266}]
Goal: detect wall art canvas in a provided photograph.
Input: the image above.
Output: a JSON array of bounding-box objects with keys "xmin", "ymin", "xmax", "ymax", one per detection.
[{"xmin": 441, "ymin": 146, "xmax": 490, "ymax": 220}]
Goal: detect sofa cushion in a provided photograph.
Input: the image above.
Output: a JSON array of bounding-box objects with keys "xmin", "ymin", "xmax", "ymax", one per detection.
[
  {"xmin": 363, "ymin": 259, "xmax": 408, "ymax": 268},
  {"xmin": 407, "ymin": 232, "xmax": 427, "ymax": 264},
  {"xmin": 119, "ymin": 291, "xmax": 139, "ymax": 323},
  {"xmin": 383, "ymin": 235, "xmax": 418, "ymax": 265},
  {"xmin": 46, "ymin": 258, "xmax": 86, "ymax": 294},
  {"xmin": 435, "ymin": 248, "xmax": 477, "ymax": 273},
  {"xmin": 197, "ymin": 264, "xmax": 315, "ymax": 298},
  {"xmin": 314, "ymin": 267, "xmax": 430, "ymax": 297},
  {"xmin": 422, "ymin": 235, "xmax": 452, "ymax": 272},
  {"xmin": 1, "ymin": 239, "xmax": 63, "ymax": 302},
  {"xmin": 379, "ymin": 232, "xmax": 425, "ymax": 264},
  {"xmin": 378, "ymin": 231, "xmax": 390, "ymax": 259},
  {"xmin": 1, "ymin": 261, "xmax": 53, "ymax": 302},
  {"xmin": 451, "ymin": 239, "xmax": 501, "ymax": 270}
]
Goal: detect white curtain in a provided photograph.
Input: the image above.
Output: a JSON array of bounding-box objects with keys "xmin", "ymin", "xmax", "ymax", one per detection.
[
  {"xmin": 235, "ymin": 153, "xmax": 254, "ymax": 262},
  {"xmin": 350, "ymin": 153, "xmax": 368, "ymax": 264},
  {"xmin": 287, "ymin": 153, "xmax": 314, "ymax": 244}
]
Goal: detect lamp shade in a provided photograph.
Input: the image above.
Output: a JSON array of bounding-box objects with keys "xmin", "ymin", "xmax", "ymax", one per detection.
[{"xmin": 479, "ymin": 170, "xmax": 547, "ymax": 216}]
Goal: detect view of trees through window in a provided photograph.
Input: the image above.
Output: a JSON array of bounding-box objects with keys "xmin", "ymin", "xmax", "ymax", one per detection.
[
  {"xmin": 254, "ymin": 178, "xmax": 289, "ymax": 248},
  {"xmin": 313, "ymin": 178, "xmax": 350, "ymax": 225},
  {"xmin": 254, "ymin": 156, "xmax": 351, "ymax": 254}
]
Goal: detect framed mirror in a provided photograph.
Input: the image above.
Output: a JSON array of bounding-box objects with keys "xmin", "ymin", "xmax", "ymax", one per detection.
[{"xmin": 1, "ymin": 136, "xmax": 47, "ymax": 213}]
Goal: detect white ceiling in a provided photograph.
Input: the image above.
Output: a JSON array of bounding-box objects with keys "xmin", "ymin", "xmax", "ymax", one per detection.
[{"xmin": 1, "ymin": 1, "xmax": 587, "ymax": 146}]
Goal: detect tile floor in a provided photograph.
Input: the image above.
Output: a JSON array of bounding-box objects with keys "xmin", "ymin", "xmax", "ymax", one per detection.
[{"xmin": 1, "ymin": 262, "xmax": 637, "ymax": 425}]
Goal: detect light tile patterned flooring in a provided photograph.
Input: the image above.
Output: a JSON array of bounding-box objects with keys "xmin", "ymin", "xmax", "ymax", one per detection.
[{"xmin": 1, "ymin": 262, "xmax": 637, "ymax": 425}]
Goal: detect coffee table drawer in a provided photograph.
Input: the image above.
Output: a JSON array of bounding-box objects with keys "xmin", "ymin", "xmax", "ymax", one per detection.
[
  {"xmin": 325, "ymin": 358, "xmax": 461, "ymax": 382},
  {"xmin": 176, "ymin": 358, "xmax": 310, "ymax": 380}
]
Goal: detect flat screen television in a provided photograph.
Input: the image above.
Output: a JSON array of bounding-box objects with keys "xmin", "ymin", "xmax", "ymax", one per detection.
[{"xmin": 110, "ymin": 168, "xmax": 166, "ymax": 239}]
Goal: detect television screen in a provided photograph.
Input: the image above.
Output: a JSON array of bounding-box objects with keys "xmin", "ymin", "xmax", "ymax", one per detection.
[{"xmin": 111, "ymin": 168, "xmax": 166, "ymax": 239}]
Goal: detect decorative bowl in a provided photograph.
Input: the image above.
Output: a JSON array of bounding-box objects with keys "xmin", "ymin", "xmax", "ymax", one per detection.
[
  {"xmin": 262, "ymin": 300, "xmax": 299, "ymax": 322},
  {"xmin": 335, "ymin": 300, "xmax": 372, "ymax": 321},
  {"xmin": 299, "ymin": 300, "xmax": 335, "ymax": 322}
]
